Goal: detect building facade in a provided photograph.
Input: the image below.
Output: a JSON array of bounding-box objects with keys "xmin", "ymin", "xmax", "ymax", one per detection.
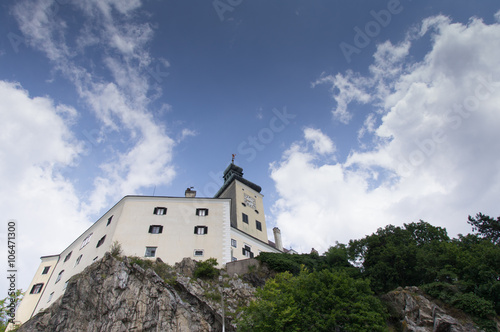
[{"xmin": 14, "ymin": 163, "xmax": 284, "ymax": 325}]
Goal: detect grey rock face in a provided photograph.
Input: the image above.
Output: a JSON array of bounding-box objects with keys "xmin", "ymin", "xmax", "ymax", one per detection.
[
  {"xmin": 19, "ymin": 254, "xmax": 255, "ymax": 332},
  {"xmin": 383, "ymin": 286, "xmax": 480, "ymax": 332}
]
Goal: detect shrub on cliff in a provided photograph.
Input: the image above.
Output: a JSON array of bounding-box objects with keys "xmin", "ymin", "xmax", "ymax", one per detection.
[
  {"xmin": 193, "ymin": 258, "xmax": 219, "ymax": 280},
  {"xmin": 237, "ymin": 269, "xmax": 386, "ymax": 332}
]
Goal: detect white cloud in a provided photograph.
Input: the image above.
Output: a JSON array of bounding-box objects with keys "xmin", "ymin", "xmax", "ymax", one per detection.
[
  {"xmin": 304, "ymin": 128, "xmax": 336, "ymax": 155},
  {"xmin": 272, "ymin": 16, "xmax": 500, "ymax": 254},
  {"xmin": 0, "ymin": 81, "xmax": 88, "ymax": 293},
  {"xmin": 179, "ymin": 129, "xmax": 198, "ymax": 142},
  {"xmin": 312, "ymin": 40, "xmax": 411, "ymax": 125},
  {"xmin": 357, "ymin": 113, "xmax": 377, "ymax": 143},
  {"xmin": 313, "ymin": 72, "xmax": 372, "ymax": 124},
  {"xmin": 5, "ymin": 0, "xmax": 182, "ymax": 294},
  {"xmin": 12, "ymin": 0, "xmax": 179, "ymax": 209}
]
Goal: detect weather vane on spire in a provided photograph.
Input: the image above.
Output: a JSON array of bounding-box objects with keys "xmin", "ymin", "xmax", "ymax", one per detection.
[{"xmin": 232, "ymin": 154, "xmax": 236, "ymax": 163}]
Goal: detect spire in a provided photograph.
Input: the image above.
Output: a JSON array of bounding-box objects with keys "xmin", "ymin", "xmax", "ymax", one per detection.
[{"xmin": 214, "ymin": 162, "xmax": 262, "ymax": 197}]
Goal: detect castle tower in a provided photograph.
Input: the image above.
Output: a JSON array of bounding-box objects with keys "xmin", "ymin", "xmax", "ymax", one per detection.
[{"xmin": 215, "ymin": 162, "xmax": 268, "ymax": 244}]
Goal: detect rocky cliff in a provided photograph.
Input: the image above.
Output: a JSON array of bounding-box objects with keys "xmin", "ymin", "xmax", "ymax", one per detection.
[
  {"xmin": 383, "ymin": 287, "xmax": 488, "ymax": 332},
  {"xmin": 18, "ymin": 254, "xmax": 494, "ymax": 332},
  {"xmin": 18, "ymin": 253, "xmax": 255, "ymax": 332}
]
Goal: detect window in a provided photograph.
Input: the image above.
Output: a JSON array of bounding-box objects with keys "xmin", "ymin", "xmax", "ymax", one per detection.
[
  {"xmin": 55, "ymin": 270, "xmax": 64, "ymax": 284},
  {"xmin": 231, "ymin": 239, "xmax": 237, "ymax": 248},
  {"xmin": 63, "ymin": 281, "xmax": 68, "ymax": 290},
  {"xmin": 145, "ymin": 247, "xmax": 157, "ymax": 257},
  {"xmin": 232, "ymin": 257, "xmax": 238, "ymax": 262},
  {"xmin": 30, "ymin": 283, "xmax": 44, "ymax": 294},
  {"xmin": 194, "ymin": 226, "xmax": 208, "ymax": 235},
  {"xmin": 194, "ymin": 249, "xmax": 204, "ymax": 257},
  {"xmin": 242, "ymin": 245, "xmax": 254, "ymax": 258},
  {"xmin": 148, "ymin": 225, "xmax": 163, "ymax": 234},
  {"xmin": 92, "ymin": 256, "xmax": 98, "ymax": 262},
  {"xmin": 41, "ymin": 266, "xmax": 50, "ymax": 275},
  {"xmin": 196, "ymin": 208, "xmax": 209, "ymax": 216},
  {"xmin": 256, "ymin": 220, "xmax": 262, "ymax": 231},
  {"xmin": 242, "ymin": 213, "xmax": 249, "ymax": 224},
  {"xmin": 47, "ymin": 292, "xmax": 54, "ymax": 302},
  {"xmin": 107, "ymin": 215, "xmax": 113, "ymax": 226},
  {"xmin": 74, "ymin": 255, "xmax": 82, "ymax": 267},
  {"xmin": 153, "ymin": 207, "xmax": 167, "ymax": 215},
  {"xmin": 80, "ymin": 233, "xmax": 93, "ymax": 249},
  {"xmin": 96, "ymin": 235, "xmax": 106, "ymax": 248},
  {"xmin": 63, "ymin": 251, "xmax": 72, "ymax": 263}
]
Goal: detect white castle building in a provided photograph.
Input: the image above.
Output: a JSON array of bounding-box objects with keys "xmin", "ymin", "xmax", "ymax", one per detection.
[{"xmin": 15, "ymin": 163, "xmax": 286, "ymax": 325}]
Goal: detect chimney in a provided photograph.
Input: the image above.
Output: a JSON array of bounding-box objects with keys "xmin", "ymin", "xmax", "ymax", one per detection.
[
  {"xmin": 185, "ymin": 187, "xmax": 196, "ymax": 198},
  {"xmin": 273, "ymin": 227, "xmax": 283, "ymax": 251}
]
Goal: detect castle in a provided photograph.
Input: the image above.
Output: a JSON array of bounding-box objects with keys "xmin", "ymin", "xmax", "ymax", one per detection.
[{"xmin": 14, "ymin": 162, "xmax": 287, "ymax": 325}]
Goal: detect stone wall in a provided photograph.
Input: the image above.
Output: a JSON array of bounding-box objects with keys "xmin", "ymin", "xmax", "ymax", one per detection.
[{"xmin": 226, "ymin": 258, "xmax": 260, "ymax": 276}]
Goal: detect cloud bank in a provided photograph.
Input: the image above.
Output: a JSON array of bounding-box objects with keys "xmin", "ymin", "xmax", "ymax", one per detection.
[
  {"xmin": 272, "ymin": 15, "xmax": 500, "ymax": 253},
  {"xmin": 1, "ymin": 0, "xmax": 179, "ymax": 293}
]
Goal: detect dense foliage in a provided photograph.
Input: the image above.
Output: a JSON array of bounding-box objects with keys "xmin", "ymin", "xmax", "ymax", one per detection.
[
  {"xmin": 257, "ymin": 244, "xmax": 352, "ymax": 275},
  {"xmin": 0, "ymin": 289, "xmax": 23, "ymax": 332},
  {"xmin": 241, "ymin": 215, "xmax": 500, "ymax": 331},
  {"xmin": 468, "ymin": 212, "xmax": 500, "ymax": 245},
  {"xmin": 347, "ymin": 219, "xmax": 500, "ymax": 330},
  {"xmin": 237, "ymin": 269, "xmax": 387, "ymax": 332},
  {"xmin": 193, "ymin": 258, "xmax": 220, "ymax": 279}
]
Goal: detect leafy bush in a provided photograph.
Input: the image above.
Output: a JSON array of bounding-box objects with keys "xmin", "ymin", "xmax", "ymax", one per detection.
[
  {"xmin": 256, "ymin": 252, "xmax": 302, "ymax": 274},
  {"xmin": 193, "ymin": 258, "xmax": 219, "ymax": 279},
  {"xmin": 472, "ymin": 317, "xmax": 497, "ymax": 332},
  {"xmin": 237, "ymin": 269, "xmax": 387, "ymax": 332},
  {"xmin": 129, "ymin": 256, "xmax": 154, "ymax": 270},
  {"xmin": 420, "ymin": 282, "xmax": 460, "ymax": 303},
  {"xmin": 256, "ymin": 251, "xmax": 335, "ymax": 275},
  {"xmin": 451, "ymin": 293, "xmax": 496, "ymax": 319}
]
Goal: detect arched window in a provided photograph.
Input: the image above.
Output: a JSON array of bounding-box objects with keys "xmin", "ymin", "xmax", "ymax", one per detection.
[{"xmin": 55, "ymin": 270, "xmax": 64, "ymax": 283}]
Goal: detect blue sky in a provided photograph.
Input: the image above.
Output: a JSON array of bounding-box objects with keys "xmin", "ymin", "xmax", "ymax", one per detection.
[{"xmin": 1, "ymin": 0, "xmax": 500, "ymax": 294}]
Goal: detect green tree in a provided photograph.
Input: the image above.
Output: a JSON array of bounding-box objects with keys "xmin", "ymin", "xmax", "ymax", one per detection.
[
  {"xmin": 348, "ymin": 224, "xmax": 415, "ymax": 293},
  {"xmin": 405, "ymin": 220, "xmax": 449, "ymax": 245},
  {"xmin": 237, "ymin": 269, "xmax": 387, "ymax": 332},
  {"xmin": 256, "ymin": 252, "xmax": 324, "ymax": 275},
  {"xmin": 324, "ymin": 243, "xmax": 351, "ymax": 269},
  {"xmin": 348, "ymin": 221, "xmax": 451, "ymax": 293},
  {"xmin": 452, "ymin": 234, "xmax": 500, "ymax": 313},
  {"xmin": 467, "ymin": 213, "xmax": 500, "ymax": 245},
  {"xmin": 0, "ymin": 289, "xmax": 23, "ymax": 332}
]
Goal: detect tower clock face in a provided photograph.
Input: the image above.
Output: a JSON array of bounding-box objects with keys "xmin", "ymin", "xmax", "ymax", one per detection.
[{"xmin": 244, "ymin": 194, "xmax": 256, "ymax": 209}]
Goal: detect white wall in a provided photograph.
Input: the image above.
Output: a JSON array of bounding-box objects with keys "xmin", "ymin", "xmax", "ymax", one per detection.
[
  {"xmin": 113, "ymin": 196, "xmax": 231, "ymax": 265},
  {"xmin": 230, "ymin": 227, "xmax": 281, "ymax": 261},
  {"xmin": 16, "ymin": 193, "xmax": 281, "ymax": 325},
  {"xmin": 14, "ymin": 255, "xmax": 59, "ymax": 325}
]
